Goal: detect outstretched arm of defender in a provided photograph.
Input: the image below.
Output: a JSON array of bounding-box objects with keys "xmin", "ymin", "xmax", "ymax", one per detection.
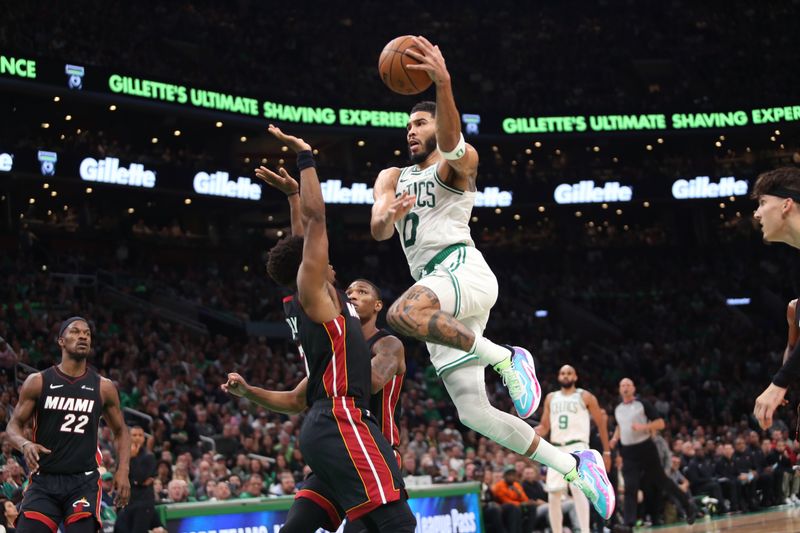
[
  {"xmin": 269, "ymin": 125, "xmax": 337, "ymax": 323},
  {"xmin": 371, "ymin": 167, "xmax": 414, "ymax": 241},
  {"xmin": 7, "ymin": 373, "xmax": 50, "ymax": 472},
  {"xmin": 223, "ymin": 373, "xmax": 308, "ymax": 414},
  {"xmin": 406, "ymin": 36, "xmax": 479, "ymax": 181},
  {"xmin": 101, "ymin": 377, "xmax": 131, "ymax": 507},
  {"xmin": 370, "ymin": 336, "xmax": 405, "ymax": 394},
  {"xmin": 255, "ymin": 165, "xmax": 304, "ymax": 237}
]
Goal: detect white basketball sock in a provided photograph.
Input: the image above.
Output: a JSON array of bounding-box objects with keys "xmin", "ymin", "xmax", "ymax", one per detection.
[
  {"xmin": 530, "ymin": 438, "xmax": 578, "ymax": 476},
  {"xmin": 472, "ymin": 336, "xmax": 513, "ymax": 367}
]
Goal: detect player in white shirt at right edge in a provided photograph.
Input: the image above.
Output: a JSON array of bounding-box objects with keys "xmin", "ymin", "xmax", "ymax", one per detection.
[
  {"xmin": 370, "ymin": 35, "xmax": 615, "ymax": 520},
  {"xmin": 535, "ymin": 365, "xmax": 612, "ymax": 533}
]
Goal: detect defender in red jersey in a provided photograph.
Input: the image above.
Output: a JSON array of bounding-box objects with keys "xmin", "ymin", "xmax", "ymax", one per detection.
[
  {"xmin": 7, "ymin": 317, "xmax": 130, "ymax": 533},
  {"xmin": 232, "ymin": 125, "xmax": 414, "ymax": 533},
  {"xmin": 225, "ymin": 279, "xmax": 406, "ymax": 532}
]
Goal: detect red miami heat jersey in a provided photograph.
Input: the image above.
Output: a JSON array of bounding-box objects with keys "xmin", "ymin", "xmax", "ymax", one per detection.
[
  {"xmin": 284, "ymin": 290, "xmax": 371, "ymax": 409},
  {"xmin": 366, "ymin": 330, "xmax": 404, "ymax": 448},
  {"xmin": 34, "ymin": 366, "xmax": 103, "ymax": 474}
]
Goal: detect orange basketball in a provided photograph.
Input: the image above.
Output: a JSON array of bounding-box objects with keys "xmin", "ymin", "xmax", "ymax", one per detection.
[{"xmin": 378, "ymin": 35, "xmax": 433, "ymax": 95}]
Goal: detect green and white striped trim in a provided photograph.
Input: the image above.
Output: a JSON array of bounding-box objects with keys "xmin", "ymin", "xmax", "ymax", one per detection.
[
  {"xmin": 444, "ymin": 245, "xmax": 466, "ymax": 318},
  {"xmin": 434, "ymin": 167, "xmax": 464, "ymax": 195},
  {"xmin": 436, "ymin": 349, "xmax": 478, "ymax": 376}
]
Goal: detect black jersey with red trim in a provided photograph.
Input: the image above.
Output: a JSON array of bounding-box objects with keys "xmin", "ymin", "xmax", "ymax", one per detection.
[
  {"xmin": 366, "ymin": 330, "xmax": 404, "ymax": 448},
  {"xmin": 34, "ymin": 366, "xmax": 103, "ymax": 474},
  {"xmin": 285, "ymin": 290, "xmax": 371, "ymax": 409}
]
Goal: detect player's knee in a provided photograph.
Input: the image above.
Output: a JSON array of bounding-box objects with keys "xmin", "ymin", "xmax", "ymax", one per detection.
[{"xmin": 454, "ymin": 403, "xmax": 484, "ymax": 433}]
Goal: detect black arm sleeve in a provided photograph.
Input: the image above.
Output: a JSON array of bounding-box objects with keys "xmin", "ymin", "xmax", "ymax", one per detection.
[
  {"xmin": 773, "ymin": 340, "xmax": 800, "ymax": 388},
  {"xmin": 640, "ymin": 399, "xmax": 661, "ymax": 421}
]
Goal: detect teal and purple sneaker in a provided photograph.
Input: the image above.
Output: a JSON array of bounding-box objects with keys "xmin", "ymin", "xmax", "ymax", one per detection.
[
  {"xmin": 566, "ymin": 449, "xmax": 616, "ymax": 520},
  {"xmin": 493, "ymin": 346, "xmax": 541, "ymax": 418}
]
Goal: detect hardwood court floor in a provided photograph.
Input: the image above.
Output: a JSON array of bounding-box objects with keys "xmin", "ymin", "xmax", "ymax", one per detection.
[{"xmin": 640, "ymin": 506, "xmax": 800, "ymax": 532}]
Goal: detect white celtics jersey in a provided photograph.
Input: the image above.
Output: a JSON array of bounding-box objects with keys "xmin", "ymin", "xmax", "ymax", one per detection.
[
  {"xmin": 549, "ymin": 388, "xmax": 590, "ymax": 445},
  {"xmin": 394, "ymin": 163, "xmax": 475, "ymax": 280}
]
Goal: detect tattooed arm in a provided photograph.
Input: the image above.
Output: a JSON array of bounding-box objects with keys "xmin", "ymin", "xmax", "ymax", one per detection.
[{"xmin": 387, "ymin": 285, "xmax": 476, "ymax": 352}]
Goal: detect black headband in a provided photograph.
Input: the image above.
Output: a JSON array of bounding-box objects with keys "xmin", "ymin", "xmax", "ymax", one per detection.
[
  {"xmin": 58, "ymin": 316, "xmax": 90, "ymax": 338},
  {"xmin": 767, "ymin": 187, "xmax": 800, "ymax": 203}
]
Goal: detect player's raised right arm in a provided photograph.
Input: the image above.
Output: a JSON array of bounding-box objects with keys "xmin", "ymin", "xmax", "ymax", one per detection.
[
  {"xmin": 268, "ymin": 125, "xmax": 337, "ymax": 323},
  {"xmin": 255, "ymin": 165, "xmax": 304, "ymax": 237},
  {"xmin": 7, "ymin": 373, "xmax": 50, "ymax": 471},
  {"xmin": 371, "ymin": 167, "xmax": 414, "ymax": 241}
]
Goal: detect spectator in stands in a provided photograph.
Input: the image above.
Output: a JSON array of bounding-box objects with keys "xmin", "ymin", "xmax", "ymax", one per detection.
[
  {"xmin": 682, "ymin": 441, "xmax": 723, "ymax": 513},
  {"xmin": 775, "ymin": 439, "xmax": 799, "ymax": 504},
  {"xmin": 715, "ymin": 443, "xmax": 743, "ymax": 513},
  {"xmin": 476, "ymin": 467, "xmax": 505, "ymax": 533},
  {"xmin": 733, "ymin": 437, "xmax": 759, "ymax": 511},
  {"xmin": 520, "ymin": 465, "xmax": 552, "ymax": 530},
  {"xmin": 0, "ymin": 462, "xmax": 25, "ymax": 500},
  {"xmin": 214, "ymin": 424, "xmax": 240, "ymax": 458},
  {"xmin": 211, "ymin": 480, "xmax": 232, "ymax": 502},
  {"xmin": 194, "ymin": 408, "xmax": 217, "ymax": 437},
  {"xmin": 165, "ymin": 479, "xmax": 190, "ymax": 503},
  {"xmin": 0, "ymin": 440, "xmax": 19, "ymax": 470},
  {"xmin": 268, "ymin": 471, "xmax": 296, "ymax": 498},
  {"xmin": 168, "ymin": 411, "xmax": 199, "ymax": 458},
  {"xmin": 402, "ymin": 452, "xmax": 418, "ymax": 476},
  {"xmin": 239, "ymin": 473, "xmax": 263, "ymax": 499},
  {"xmin": 0, "ymin": 338, "xmax": 16, "ymax": 373},
  {"xmin": 200, "ymin": 480, "xmax": 217, "ymax": 502},
  {"xmin": 492, "ymin": 465, "xmax": 534, "ymax": 533},
  {"xmin": 155, "ymin": 459, "xmax": 172, "ymax": 488},
  {"xmin": 668, "ymin": 454, "xmax": 691, "ymax": 495},
  {"xmin": 408, "ymin": 430, "xmax": 429, "ymax": 459},
  {"xmin": 100, "ymin": 471, "xmax": 115, "ymax": 507},
  {"xmin": 115, "ymin": 425, "xmax": 159, "ymax": 533},
  {"xmin": 212, "ymin": 454, "xmax": 231, "ymax": 479},
  {"xmin": 0, "ymin": 497, "xmax": 18, "ymax": 533}
]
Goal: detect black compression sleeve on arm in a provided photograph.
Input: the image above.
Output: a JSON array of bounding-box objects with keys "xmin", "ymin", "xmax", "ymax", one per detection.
[{"xmin": 773, "ymin": 341, "xmax": 800, "ymax": 388}]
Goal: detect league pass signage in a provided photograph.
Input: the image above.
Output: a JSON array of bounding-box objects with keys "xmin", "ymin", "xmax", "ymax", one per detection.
[
  {"xmin": 554, "ymin": 180, "xmax": 633, "ymax": 204},
  {"xmin": 671, "ymin": 176, "xmax": 748, "ymax": 199},
  {"xmin": 166, "ymin": 492, "xmax": 481, "ymax": 533}
]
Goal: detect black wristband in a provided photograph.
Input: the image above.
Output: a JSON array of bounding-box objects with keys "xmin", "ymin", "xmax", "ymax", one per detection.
[{"xmin": 297, "ymin": 150, "xmax": 315, "ymax": 171}]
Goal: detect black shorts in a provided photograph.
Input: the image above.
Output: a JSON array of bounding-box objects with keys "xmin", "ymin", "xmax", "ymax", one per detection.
[
  {"xmin": 20, "ymin": 470, "xmax": 101, "ymax": 532},
  {"xmin": 299, "ymin": 398, "xmax": 406, "ymax": 521}
]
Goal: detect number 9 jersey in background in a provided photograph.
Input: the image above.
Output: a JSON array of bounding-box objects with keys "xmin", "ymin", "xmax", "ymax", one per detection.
[
  {"xmin": 35, "ymin": 366, "xmax": 103, "ymax": 474},
  {"xmin": 549, "ymin": 388, "xmax": 591, "ymax": 447}
]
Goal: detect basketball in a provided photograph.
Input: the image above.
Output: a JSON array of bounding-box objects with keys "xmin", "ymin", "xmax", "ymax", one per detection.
[{"xmin": 378, "ymin": 35, "xmax": 433, "ymax": 95}]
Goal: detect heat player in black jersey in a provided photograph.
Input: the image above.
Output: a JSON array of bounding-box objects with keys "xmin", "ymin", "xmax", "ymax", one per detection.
[
  {"xmin": 242, "ymin": 125, "xmax": 414, "ymax": 532},
  {"xmin": 6, "ymin": 317, "xmax": 131, "ymax": 533},
  {"xmin": 224, "ymin": 278, "xmax": 406, "ymax": 532}
]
